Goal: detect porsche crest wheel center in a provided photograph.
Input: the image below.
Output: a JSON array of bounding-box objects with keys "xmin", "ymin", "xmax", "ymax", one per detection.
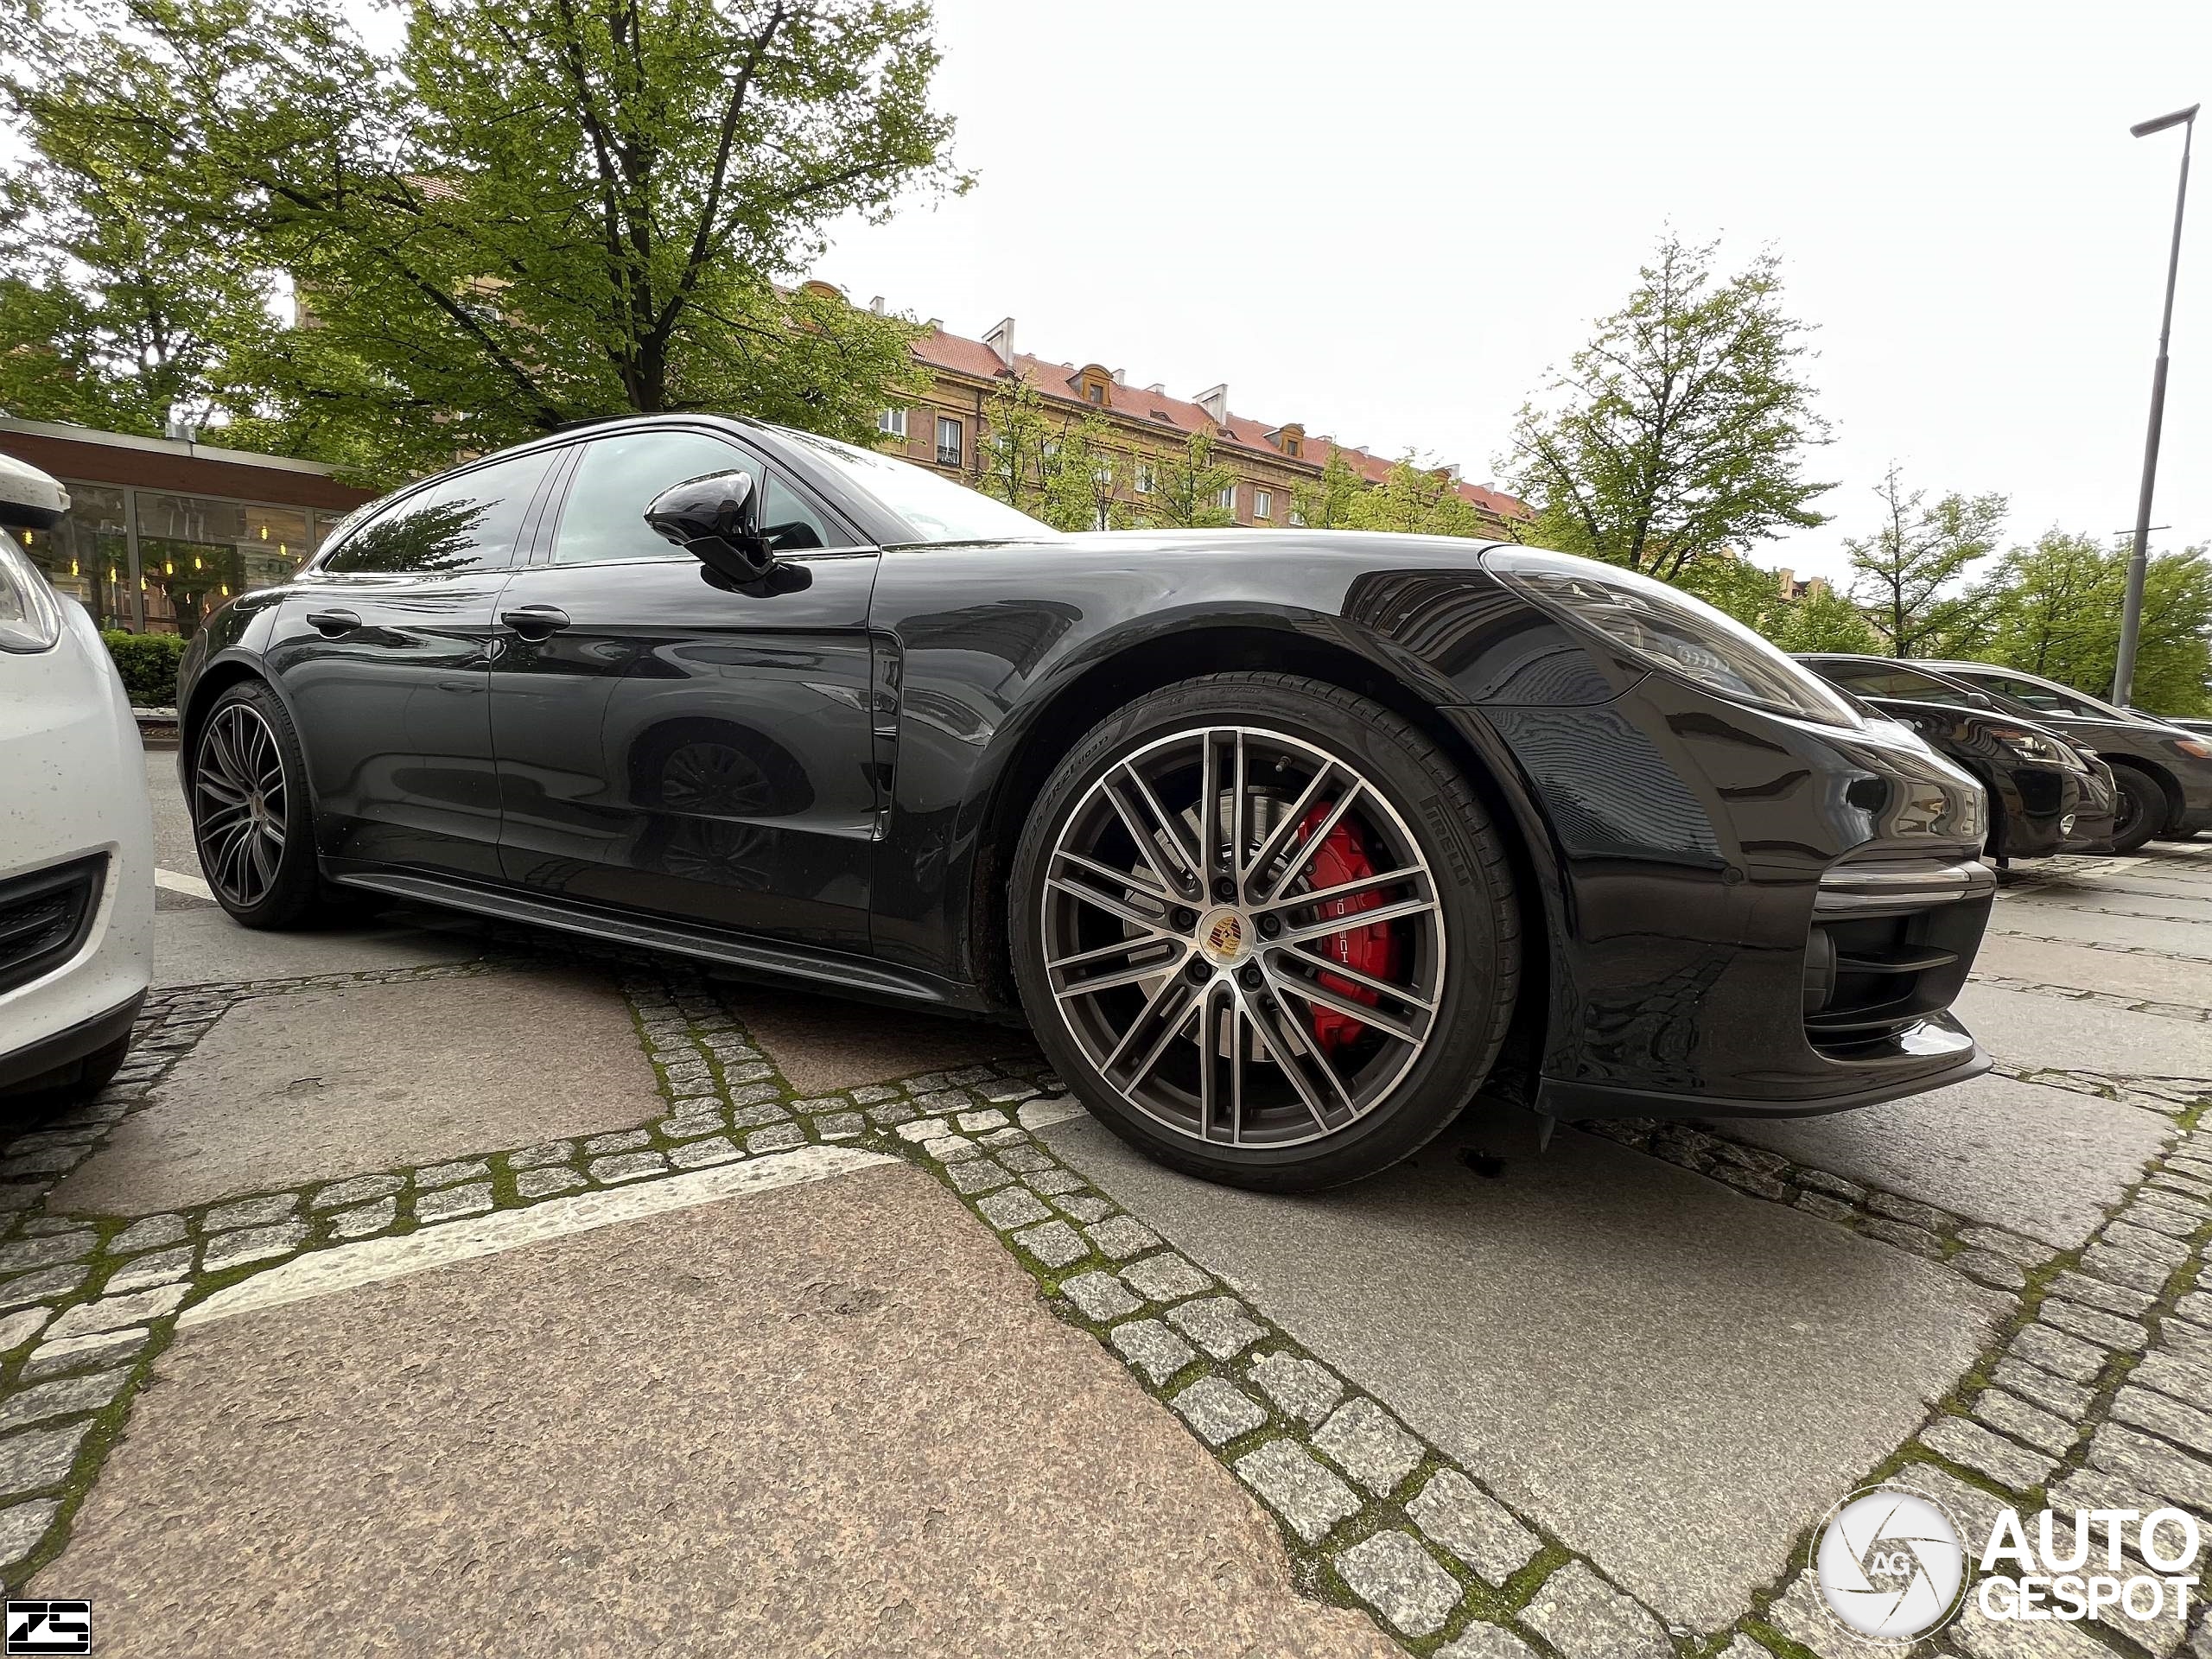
[{"xmin": 1197, "ymin": 906, "xmax": 1250, "ymax": 966}]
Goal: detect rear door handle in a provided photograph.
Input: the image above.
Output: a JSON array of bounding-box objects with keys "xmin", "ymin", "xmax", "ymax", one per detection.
[
  {"xmin": 500, "ymin": 605, "xmax": 571, "ymax": 638},
  {"xmin": 305, "ymin": 608, "xmax": 360, "ymax": 636}
]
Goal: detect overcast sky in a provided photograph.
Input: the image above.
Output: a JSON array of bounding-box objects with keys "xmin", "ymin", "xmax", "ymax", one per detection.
[{"xmin": 812, "ymin": 1, "xmax": 2208, "ymax": 582}]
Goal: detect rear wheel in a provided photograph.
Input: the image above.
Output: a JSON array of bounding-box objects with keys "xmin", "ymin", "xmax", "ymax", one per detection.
[
  {"xmin": 2110, "ymin": 766, "xmax": 2167, "ymax": 855},
  {"xmin": 1010, "ymin": 673, "xmax": 1519, "ymax": 1192},
  {"xmin": 188, "ymin": 680, "xmax": 333, "ymax": 929}
]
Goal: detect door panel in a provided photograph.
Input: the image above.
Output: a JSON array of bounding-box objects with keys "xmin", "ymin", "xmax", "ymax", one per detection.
[
  {"xmin": 266, "ymin": 448, "xmax": 555, "ymax": 877},
  {"xmin": 489, "ymin": 429, "xmax": 880, "ymax": 950}
]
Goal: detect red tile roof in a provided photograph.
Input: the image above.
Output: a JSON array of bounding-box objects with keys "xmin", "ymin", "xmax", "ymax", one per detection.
[{"xmin": 908, "ymin": 323, "xmax": 1529, "ymax": 521}]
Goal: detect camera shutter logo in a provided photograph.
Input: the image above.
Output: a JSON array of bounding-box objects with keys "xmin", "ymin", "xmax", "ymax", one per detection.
[{"xmin": 1813, "ymin": 1485, "xmax": 1968, "ymax": 1642}]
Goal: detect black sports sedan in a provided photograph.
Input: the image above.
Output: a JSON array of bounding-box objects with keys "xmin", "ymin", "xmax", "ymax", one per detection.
[
  {"xmin": 1791, "ymin": 658, "xmax": 2116, "ymax": 861},
  {"xmin": 176, "ymin": 415, "xmax": 1997, "ymax": 1190}
]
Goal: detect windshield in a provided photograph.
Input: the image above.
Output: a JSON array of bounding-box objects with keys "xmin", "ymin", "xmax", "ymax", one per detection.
[{"xmin": 772, "ymin": 428, "xmax": 1057, "ymax": 544}]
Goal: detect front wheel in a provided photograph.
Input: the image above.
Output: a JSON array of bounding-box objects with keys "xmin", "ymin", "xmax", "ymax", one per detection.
[
  {"xmin": 188, "ymin": 680, "xmax": 334, "ymax": 929},
  {"xmin": 2110, "ymin": 766, "xmax": 2167, "ymax": 856},
  {"xmin": 1010, "ymin": 673, "xmax": 1521, "ymax": 1192}
]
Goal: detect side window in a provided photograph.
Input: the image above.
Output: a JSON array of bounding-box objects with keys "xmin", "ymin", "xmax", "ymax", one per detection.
[
  {"xmin": 1976, "ymin": 677, "xmax": 2090, "ymax": 717},
  {"xmin": 321, "ymin": 450, "xmax": 551, "ymax": 575},
  {"xmin": 758, "ymin": 473, "xmax": 854, "ymax": 553},
  {"xmin": 552, "ymin": 430, "xmax": 757, "ymax": 565}
]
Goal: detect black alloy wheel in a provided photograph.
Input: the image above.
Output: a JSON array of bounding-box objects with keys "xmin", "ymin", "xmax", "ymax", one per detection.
[
  {"xmin": 189, "ymin": 680, "xmax": 329, "ymax": 928},
  {"xmin": 2110, "ymin": 766, "xmax": 2166, "ymax": 856},
  {"xmin": 1012, "ymin": 673, "xmax": 1520, "ymax": 1192}
]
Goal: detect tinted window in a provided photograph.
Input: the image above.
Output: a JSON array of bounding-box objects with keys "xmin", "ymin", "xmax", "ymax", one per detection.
[
  {"xmin": 322, "ymin": 450, "xmax": 551, "ymax": 575},
  {"xmin": 1940, "ymin": 671, "xmax": 2126, "ymax": 721},
  {"xmin": 758, "ymin": 473, "xmax": 847, "ymax": 553},
  {"xmin": 1815, "ymin": 662, "xmax": 1989, "ymax": 704},
  {"xmin": 554, "ymin": 431, "xmax": 752, "ymax": 564}
]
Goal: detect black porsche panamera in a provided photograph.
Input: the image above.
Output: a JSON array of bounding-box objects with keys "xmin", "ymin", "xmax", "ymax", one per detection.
[{"xmin": 175, "ymin": 414, "xmax": 1997, "ymax": 1190}]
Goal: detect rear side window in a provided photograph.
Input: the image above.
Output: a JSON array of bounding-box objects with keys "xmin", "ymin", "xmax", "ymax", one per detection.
[
  {"xmin": 321, "ymin": 450, "xmax": 552, "ymax": 575},
  {"xmin": 1817, "ymin": 662, "xmax": 1986, "ymax": 704}
]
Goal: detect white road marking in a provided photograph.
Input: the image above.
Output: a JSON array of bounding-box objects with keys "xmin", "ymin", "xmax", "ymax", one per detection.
[
  {"xmin": 181, "ymin": 1144, "xmax": 895, "ymax": 1327},
  {"xmin": 154, "ymin": 868, "xmax": 215, "ymax": 901}
]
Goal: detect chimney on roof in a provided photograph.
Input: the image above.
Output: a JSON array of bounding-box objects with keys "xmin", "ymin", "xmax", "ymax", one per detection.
[
  {"xmin": 984, "ymin": 316, "xmax": 1016, "ymax": 367},
  {"xmin": 925, "ymin": 318, "xmax": 943, "ymax": 331},
  {"xmin": 1440, "ymin": 462, "xmax": 1461, "ymax": 481},
  {"xmin": 1110, "ymin": 367, "xmax": 1124, "ymax": 385},
  {"xmin": 1194, "ymin": 384, "xmax": 1228, "ymax": 423},
  {"xmin": 1146, "ymin": 383, "xmax": 1165, "ymax": 395},
  {"xmin": 868, "ymin": 296, "xmax": 885, "ymax": 315}
]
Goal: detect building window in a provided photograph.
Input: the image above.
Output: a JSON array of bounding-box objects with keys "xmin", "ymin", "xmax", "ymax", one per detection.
[
  {"xmin": 1285, "ymin": 437, "xmax": 1301, "ymax": 458},
  {"xmin": 1135, "ymin": 464, "xmax": 1155, "ymax": 495},
  {"xmin": 1217, "ymin": 482, "xmax": 1238, "ymax": 515},
  {"xmin": 1086, "ymin": 383, "xmax": 1105, "ymax": 406},
  {"xmin": 1253, "ymin": 489, "xmax": 1272, "ymax": 520},
  {"xmin": 936, "ymin": 416, "xmax": 963, "ymax": 468},
  {"xmin": 878, "ymin": 407, "xmax": 908, "ymax": 438},
  {"xmin": 1288, "ymin": 508, "xmax": 1306, "ymax": 527}
]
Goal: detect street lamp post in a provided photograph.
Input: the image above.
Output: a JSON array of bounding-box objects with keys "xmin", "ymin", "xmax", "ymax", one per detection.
[{"xmin": 2113, "ymin": 102, "xmax": 2198, "ymax": 709}]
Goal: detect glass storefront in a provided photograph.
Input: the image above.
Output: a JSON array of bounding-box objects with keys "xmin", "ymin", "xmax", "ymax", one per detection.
[
  {"xmin": 15, "ymin": 484, "xmax": 131, "ymax": 631},
  {"xmin": 16, "ymin": 483, "xmax": 339, "ymax": 638}
]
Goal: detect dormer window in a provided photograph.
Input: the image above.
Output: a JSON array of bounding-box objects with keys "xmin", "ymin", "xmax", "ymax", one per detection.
[
  {"xmin": 1285, "ymin": 436, "xmax": 1302, "ymax": 458},
  {"xmin": 1274, "ymin": 423, "xmax": 1306, "ymax": 460},
  {"xmin": 1074, "ymin": 364, "xmax": 1114, "ymax": 409}
]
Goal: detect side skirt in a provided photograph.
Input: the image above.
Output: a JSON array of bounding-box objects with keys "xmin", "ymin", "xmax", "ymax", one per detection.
[{"xmin": 328, "ymin": 868, "xmax": 1003, "ymax": 1018}]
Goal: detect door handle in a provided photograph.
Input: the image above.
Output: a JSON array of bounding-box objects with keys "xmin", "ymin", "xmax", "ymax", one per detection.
[
  {"xmin": 501, "ymin": 605, "xmax": 572, "ymax": 638},
  {"xmin": 305, "ymin": 608, "xmax": 360, "ymax": 636}
]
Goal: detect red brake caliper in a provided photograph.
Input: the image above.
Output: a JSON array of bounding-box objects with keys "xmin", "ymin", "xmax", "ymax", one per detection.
[{"xmin": 1291, "ymin": 803, "xmax": 1402, "ymax": 1052}]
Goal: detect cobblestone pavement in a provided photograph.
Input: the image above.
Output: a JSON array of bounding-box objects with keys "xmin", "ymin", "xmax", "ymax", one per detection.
[{"xmin": 0, "ymin": 810, "xmax": 2207, "ymax": 1655}]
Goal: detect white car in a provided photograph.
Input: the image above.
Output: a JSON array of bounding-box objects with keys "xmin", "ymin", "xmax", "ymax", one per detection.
[{"xmin": 0, "ymin": 450, "xmax": 154, "ymax": 1103}]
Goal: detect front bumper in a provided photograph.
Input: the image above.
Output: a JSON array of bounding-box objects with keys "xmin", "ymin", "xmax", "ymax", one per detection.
[
  {"xmin": 0, "ymin": 601, "xmax": 155, "ymax": 1086},
  {"xmin": 1458, "ymin": 676, "xmax": 1997, "ymax": 1121}
]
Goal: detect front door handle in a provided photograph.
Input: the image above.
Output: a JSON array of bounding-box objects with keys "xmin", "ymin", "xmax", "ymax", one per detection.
[
  {"xmin": 305, "ymin": 608, "xmax": 360, "ymax": 636},
  {"xmin": 500, "ymin": 605, "xmax": 572, "ymax": 639}
]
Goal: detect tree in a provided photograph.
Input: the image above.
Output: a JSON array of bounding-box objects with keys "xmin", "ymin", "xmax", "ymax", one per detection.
[
  {"xmin": 1141, "ymin": 430, "xmax": 1236, "ymax": 529},
  {"xmin": 0, "ymin": 148, "xmax": 272, "ymax": 435},
  {"xmin": 5, "ymin": 0, "xmax": 964, "ymax": 483},
  {"xmin": 1289, "ymin": 447, "xmax": 1363, "ymax": 529},
  {"xmin": 1844, "ymin": 465, "xmax": 2007, "ymax": 658},
  {"xmin": 1339, "ymin": 456, "xmax": 1488, "ymax": 538},
  {"xmin": 1502, "ymin": 232, "xmax": 1834, "ymax": 579},
  {"xmin": 975, "ymin": 380, "xmax": 1130, "ymax": 531},
  {"xmin": 1771, "ymin": 583, "xmax": 1878, "ymax": 654},
  {"xmin": 1976, "ymin": 532, "xmax": 2212, "ymax": 715}
]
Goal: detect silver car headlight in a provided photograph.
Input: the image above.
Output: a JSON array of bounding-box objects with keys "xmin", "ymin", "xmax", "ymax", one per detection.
[
  {"xmin": 0, "ymin": 529, "xmax": 64, "ymax": 653},
  {"xmin": 1487, "ymin": 550, "xmax": 1862, "ymax": 728}
]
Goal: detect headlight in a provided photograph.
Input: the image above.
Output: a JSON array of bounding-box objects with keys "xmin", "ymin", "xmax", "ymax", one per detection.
[
  {"xmin": 0, "ymin": 530, "xmax": 64, "ymax": 653},
  {"xmin": 1487, "ymin": 551, "xmax": 1862, "ymax": 728},
  {"xmin": 2173, "ymin": 737, "xmax": 2212, "ymax": 761}
]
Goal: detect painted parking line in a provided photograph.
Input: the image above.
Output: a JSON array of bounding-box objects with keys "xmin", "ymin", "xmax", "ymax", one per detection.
[
  {"xmin": 181, "ymin": 1144, "xmax": 894, "ymax": 1328},
  {"xmin": 155, "ymin": 868, "xmax": 215, "ymax": 901}
]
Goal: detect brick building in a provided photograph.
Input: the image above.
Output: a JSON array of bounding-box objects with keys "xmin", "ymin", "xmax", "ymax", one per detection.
[{"xmin": 849, "ymin": 295, "xmax": 1529, "ymax": 535}]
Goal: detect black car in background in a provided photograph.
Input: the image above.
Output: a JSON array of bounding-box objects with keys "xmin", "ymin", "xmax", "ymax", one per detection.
[
  {"xmin": 1910, "ymin": 662, "xmax": 2212, "ymax": 855},
  {"xmin": 175, "ymin": 415, "xmax": 1999, "ymax": 1192},
  {"xmin": 1794, "ymin": 658, "xmax": 2116, "ymax": 862}
]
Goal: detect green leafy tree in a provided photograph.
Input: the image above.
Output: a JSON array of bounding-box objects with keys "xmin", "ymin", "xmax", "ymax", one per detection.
[
  {"xmin": 1844, "ymin": 465, "xmax": 2007, "ymax": 658},
  {"xmin": 5, "ymin": 0, "xmax": 964, "ymax": 483},
  {"xmin": 1502, "ymin": 232, "xmax": 1834, "ymax": 579},
  {"xmin": 1772, "ymin": 583, "xmax": 1878, "ymax": 653},
  {"xmin": 0, "ymin": 149, "xmax": 273, "ymax": 434},
  {"xmin": 1289, "ymin": 447, "xmax": 1363, "ymax": 529},
  {"xmin": 976, "ymin": 380, "xmax": 1129, "ymax": 531},
  {"xmin": 1339, "ymin": 456, "xmax": 1488, "ymax": 538},
  {"xmin": 1141, "ymin": 430, "xmax": 1236, "ymax": 529},
  {"xmin": 1976, "ymin": 532, "xmax": 2212, "ymax": 715}
]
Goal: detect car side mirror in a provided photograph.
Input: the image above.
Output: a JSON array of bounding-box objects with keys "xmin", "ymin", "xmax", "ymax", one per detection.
[{"xmin": 644, "ymin": 470, "xmax": 775, "ymax": 585}]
